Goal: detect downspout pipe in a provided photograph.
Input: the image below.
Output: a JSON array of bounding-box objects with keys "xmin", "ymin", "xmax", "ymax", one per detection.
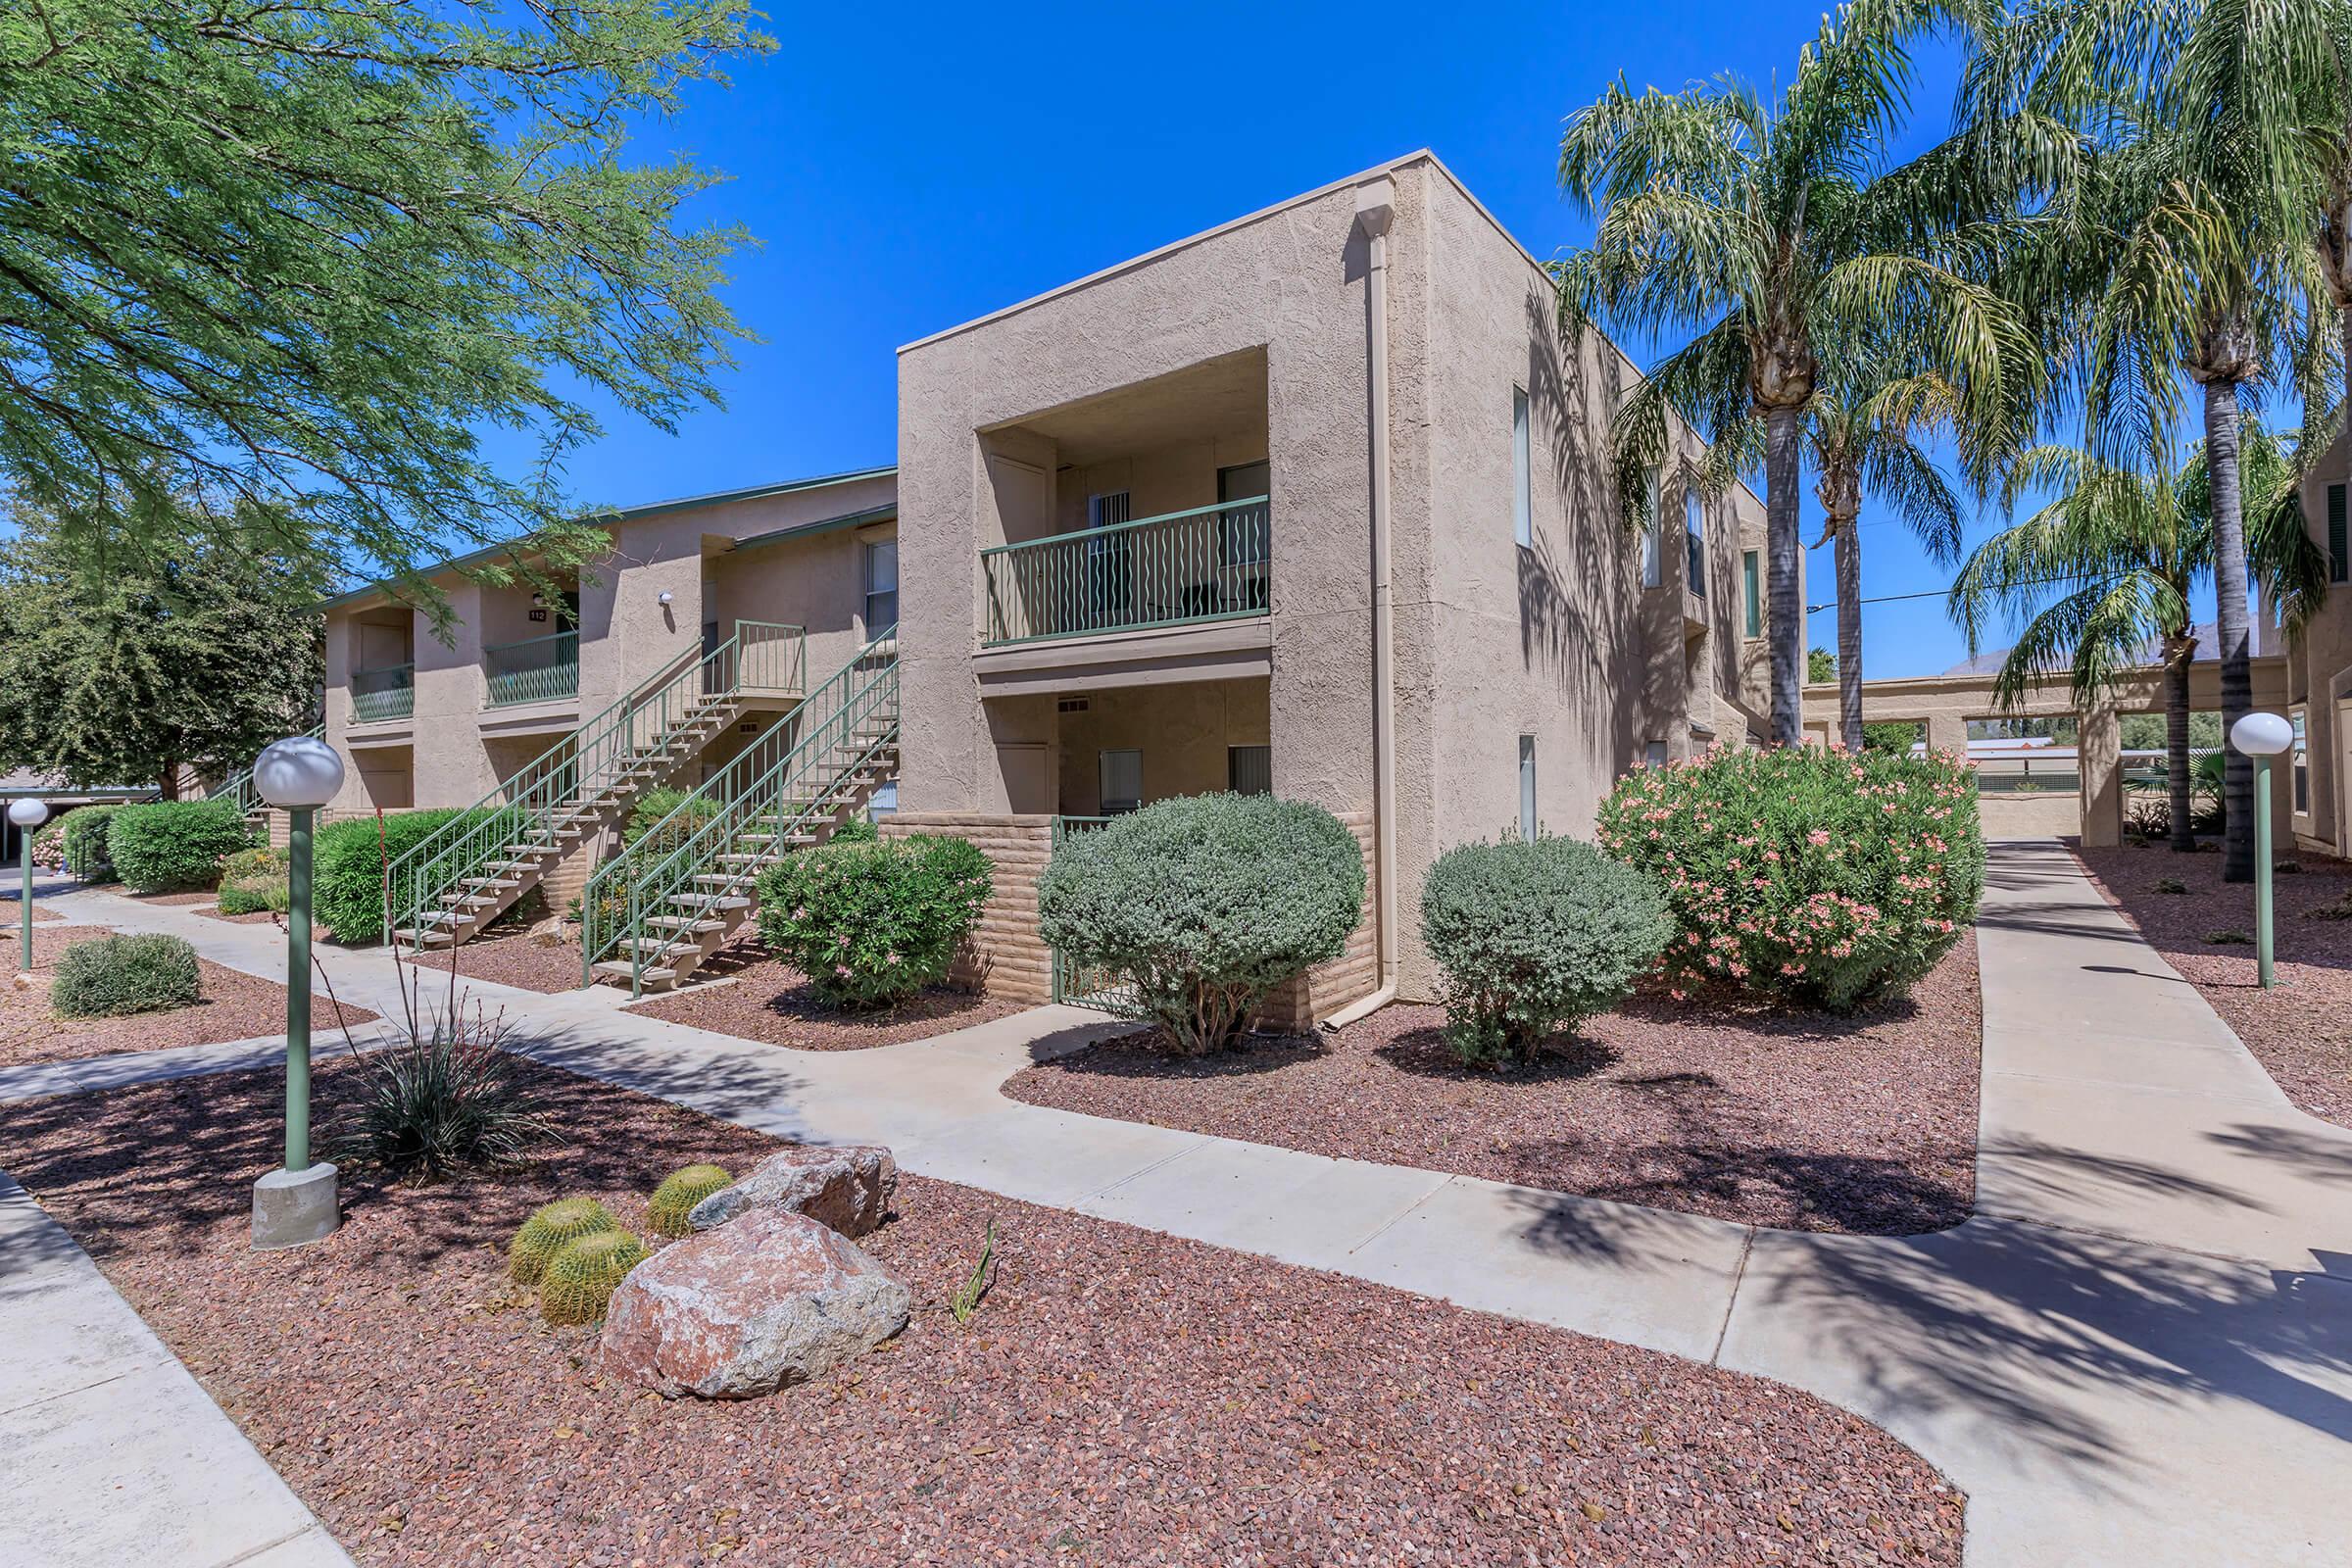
[{"xmin": 1325, "ymin": 176, "xmax": 1400, "ymax": 1033}]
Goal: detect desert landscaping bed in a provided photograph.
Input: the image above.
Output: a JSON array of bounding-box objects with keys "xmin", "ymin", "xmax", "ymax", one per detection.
[
  {"xmin": 403, "ymin": 924, "xmax": 590, "ymax": 995},
  {"xmin": 0, "ymin": 928, "xmax": 373, "ymax": 1068},
  {"xmin": 1007, "ymin": 937, "xmax": 1984, "ymax": 1236},
  {"xmin": 0, "ymin": 1057, "xmax": 1963, "ymax": 1566},
  {"xmin": 2076, "ymin": 845, "xmax": 2352, "ymax": 1127},
  {"xmin": 629, "ymin": 941, "xmax": 1025, "ymax": 1049},
  {"xmin": 0, "ymin": 898, "xmax": 66, "ymax": 922}
]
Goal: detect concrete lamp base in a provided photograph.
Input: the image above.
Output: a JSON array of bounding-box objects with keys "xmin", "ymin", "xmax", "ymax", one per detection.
[{"xmin": 252, "ymin": 1161, "xmax": 340, "ymax": 1250}]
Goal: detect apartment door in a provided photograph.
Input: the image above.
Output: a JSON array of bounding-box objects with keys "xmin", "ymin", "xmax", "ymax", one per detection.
[
  {"xmin": 1098, "ymin": 749, "xmax": 1143, "ymax": 815},
  {"xmin": 1216, "ymin": 462, "xmax": 1271, "ymax": 614},
  {"xmin": 1082, "ymin": 492, "xmax": 1132, "ymax": 630}
]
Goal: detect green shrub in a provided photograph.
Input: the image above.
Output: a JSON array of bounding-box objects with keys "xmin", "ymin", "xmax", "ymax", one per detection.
[
  {"xmin": 1037, "ymin": 794, "xmax": 1367, "ymax": 1055},
  {"xmin": 1419, "ymin": 834, "xmax": 1673, "ymax": 1068},
  {"xmin": 539, "ymin": 1230, "xmax": 649, "ymax": 1325},
  {"xmin": 508, "ymin": 1197, "xmax": 619, "ymax": 1286},
  {"xmin": 105, "ymin": 799, "xmax": 253, "ymax": 892},
  {"xmin": 221, "ymin": 845, "xmax": 288, "ymax": 883},
  {"xmin": 52, "ymin": 933, "xmax": 203, "ymax": 1018},
  {"xmin": 622, "ymin": 786, "xmax": 719, "ymax": 858},
  {"xmin": 646, "ymin": 1163, "xmax": 733, "ymax": 1237},
  {"xmin": 830, "ymin": 813, "xmax": 878, "ymax": 844},
  {"xmin": 216, "ymin": 878, "xmax": 291, "ymax": 915},
  {"xmin": 756, "ymin": 835, "xmax": 993, "ymax": 1009},
  {"xmin": 61, "ymin": 806, "xmax": 122, "ymax": 881},
  {"xmin": 333, "ymin": 1014, "xmax": 558, "ymax": 1181},
  {"xmin": 1595, "ymin": 745, "xmax": 1984, "ymax": 1011},
  {"xmin": 313, "ymin": 807, "xmax": 517, "ymax": 943}
]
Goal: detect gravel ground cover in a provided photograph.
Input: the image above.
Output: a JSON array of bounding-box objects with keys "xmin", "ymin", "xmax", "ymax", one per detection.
[
  {"xmin": 404, "ymin": 925, "xmax": 588, "ymax": 995},
  {"xmin": 1008, "ymin": 937, "xmax": 1983, "ymax": 1235},
  {"xmin": 0, "ymin": 1058, "xmax": 1964, "ymax": 1567},
  {"xmin": 2076, "ymin": 844, "xmax": 2352, "ymax": 1127},
  {"xmin": 0, "ymin": 898, "xmax": 65, "ymax": 922},
  {"xmin": 0, "ymin": 929, "xmax": 373, "ymax": 1068},
  {"xmin": 629, "ymin": 941, "xmax": 1025, "ymax": 1049}
]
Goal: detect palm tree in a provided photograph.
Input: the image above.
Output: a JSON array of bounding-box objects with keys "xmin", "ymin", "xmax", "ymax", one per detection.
[
  {"xmin": 1949, "ymin": 427, "xmax": 2325, "ymax": 852},
  {"xmin": 1555, "ymin": 0, "xmax": 2027, "ymax": 746},
  {"xmin": 1965, "ymin": 0, "xmax": 2335, "ymax": 879}
]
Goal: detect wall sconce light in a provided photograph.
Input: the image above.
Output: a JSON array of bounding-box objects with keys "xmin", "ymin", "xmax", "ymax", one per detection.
[{"xmin": 657, "ymin": 590, "xmax": 674, "ymax": 607}]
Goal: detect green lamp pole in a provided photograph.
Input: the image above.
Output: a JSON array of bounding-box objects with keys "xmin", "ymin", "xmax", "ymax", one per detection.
[
  {"xmin": 8, "ymin": 799, "xmax": 48, "ymax": 971},
  {"xmin": 2229, "ymin": 712, "xmax": 2294, "ymax": 991},
  {"xmin": 250, "ymin": 735, "xmax": 346, "ymax": 1250}
]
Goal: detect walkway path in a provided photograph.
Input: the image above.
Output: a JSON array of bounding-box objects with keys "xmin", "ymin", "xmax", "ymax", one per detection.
[{"xmin": 4, "ymin": 843, "xmax": 2348, "ymax": 1566}]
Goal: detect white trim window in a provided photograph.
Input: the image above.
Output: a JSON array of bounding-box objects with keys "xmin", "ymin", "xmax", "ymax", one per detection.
[
  {"xmin": 862, "ymin": 537, "xmax": 899, "ymax": 631},
  {"xmin": 1518, "ymin": 734, "xmax": 1537, "ymax": 842},
  {"xmin": 1512, "ymin": 387, "xmax": 1533, "ymax": 549},
  {"xmin": 1640, "ymin": 466, "xmax": 1662, "ymax": 587}
]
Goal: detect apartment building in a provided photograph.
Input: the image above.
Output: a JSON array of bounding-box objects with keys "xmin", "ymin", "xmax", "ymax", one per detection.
[
  {"xmin": 2289, "ymin": 430, "xmax": 2352, "ymax": 859},
  {"xmin": 315, "ymin": 152, "xmax": 1779, "ymax": 1001}
]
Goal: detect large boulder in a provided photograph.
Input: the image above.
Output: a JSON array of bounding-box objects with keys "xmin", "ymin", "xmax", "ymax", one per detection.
[
  {"xmin": 688, "ymin": 1144, "xmax": 896, "ymax": 1238},
  {"xmin": 598, "ymin": 1208, "xmax": 910, "ymax": 1398}
]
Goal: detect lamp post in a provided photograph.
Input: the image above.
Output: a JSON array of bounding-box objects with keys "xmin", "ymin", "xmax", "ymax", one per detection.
[
  {"xmin": 2229, "ymin": 711, "xmax": 2294, "ymax": 990},
  {"xmin": 250, "ymin": 734, "xmax": 346, "ymax": 1250},
  {"xmin": 8, "ymin": 799, "xmax": 47, "ymax": 971}
]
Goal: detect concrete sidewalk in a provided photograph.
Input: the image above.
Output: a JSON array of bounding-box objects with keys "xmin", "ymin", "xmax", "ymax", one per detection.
[{"xmin": 5, "ymin": 844, "xmax": 2350, "ymax": 1566}]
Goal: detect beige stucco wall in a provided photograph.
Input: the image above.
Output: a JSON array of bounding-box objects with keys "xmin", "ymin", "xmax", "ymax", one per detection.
[
  {"xmin": 2293, "ymin": 433, "xmax": 2352, "ymax": 857},
  {"xmin": 1048, "ymin": 678, "xmax": 1271, "ymax": 815}
]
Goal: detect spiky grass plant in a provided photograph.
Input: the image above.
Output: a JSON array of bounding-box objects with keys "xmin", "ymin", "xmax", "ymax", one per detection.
[
  {"xmin": 646, "ymin": 1164, "xmax": 732, "ymax": 1238},
  {"xmin": 539, "ymin": 1230, "xmax": 649, "ymax": 1325},
  {"xmin": 508, "ymin": 1197, "xmax": 619, "ymax": 1286},
  {"xmin": 333, "ymin": 1005, "xmax": 559, "ymax": 1182}
]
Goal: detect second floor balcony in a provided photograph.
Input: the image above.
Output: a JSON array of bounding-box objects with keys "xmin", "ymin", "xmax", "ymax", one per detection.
[
  {"xmin": 483, "ymin": 629, "xmax": 579, "ymax": 708},
  {"xmin": 981, "ymin": 496, "xmax": 1270, "ymax": 649},
  {"xmin": 351, "ymin": 662, "xmax": 415, "ymax": 723}
]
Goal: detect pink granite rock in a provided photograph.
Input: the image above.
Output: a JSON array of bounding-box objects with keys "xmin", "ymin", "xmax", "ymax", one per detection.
[
  {"xmin": 687, "ymin": 1144, "xmax": 896, "ymax": 1238},
  {"xmin": 598, "ymin": 1207, "xmax": 910, "ymax": 1398}
]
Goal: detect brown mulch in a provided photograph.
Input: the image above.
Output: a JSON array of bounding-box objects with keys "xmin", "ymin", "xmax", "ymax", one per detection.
[
  {"xmin": 629, "ymin": 942, "xmax": 1025, "ymax": 1050},
  {"xmin": 1007, "ymin": 937, "xmax": 1984, "ymax": 1237},
  {"xmin": 404, "ymin": 925, "xmax": 587, "ymax": 995},
  {"xmin": 0, "ymin": 1059, "xmax": 1965, "ymax": 1567},
  {"xmin": 2076, "ymin": 844, "xmax": 2352, "ymax": 1128},
  {"xmin": 0, "ymin": 929, "xmax": 374, "ymax": 1068},
  {"xmin": 0, "ymin": 898, "xmax": 66, "ymax": 923}
]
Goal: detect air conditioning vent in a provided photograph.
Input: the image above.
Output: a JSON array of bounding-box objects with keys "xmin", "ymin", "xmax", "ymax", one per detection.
[{"xmin": 1057, "ymin": 698, "xmax": 1089, "ymax": 713}]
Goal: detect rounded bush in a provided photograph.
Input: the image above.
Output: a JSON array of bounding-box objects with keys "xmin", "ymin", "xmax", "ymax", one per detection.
[
  {"xmin": 52, "ymin": 933, "xmax": 203, "ymax": 1018},
  {"xmin": 539, "ymin": 1230, "xmax": 649, "ymax": 1326},
  {"xmin": 1595, "ymin": 744, "xmax": 1984, "ymax": 1011},
  {"xmin": 105, "ymin": 800, "xmax": 254, "ymax": 892},
  {"xmin": 60, "ymin": 805, "xmax": 122, "ymax": 881},
  {"xmin": 755, "ymin": 834, "xmax": 992, "ymax": 1009},
  {"xmin": 314, "ymin": 807, "xmax": 514, "ymax": 944},
  {"xmin": 647, "ymin": 1163, "xmax": 733, "ymax": 1237},
  {"xmin": 1418, "ymin": 834, "xmax": 1672, "ymax": 1068},
  {"xmin": 508, "ymin": 1197, "xmax": 619, "ymax": 1286},
  {"xmin": 1037, "ymin": 794, "xmax": 1366, "ymax": 1055}
]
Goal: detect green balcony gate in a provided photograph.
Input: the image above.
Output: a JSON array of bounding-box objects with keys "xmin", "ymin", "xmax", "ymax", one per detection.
[
  {"xmin": 981, "ymin": 495, "xmax": 1269, "ymax": 647},
  {"xmin": 350, "ymin": 663, "xmax": 415, "ymax": 722},
  {"xmin": 482, "ymin": 630, "xmax": 580, "ymax": 707}
]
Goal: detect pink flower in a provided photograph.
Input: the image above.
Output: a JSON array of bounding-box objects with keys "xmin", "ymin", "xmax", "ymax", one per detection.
[{"xmin": 1807, "ymin": 829, "xmax": 1831, "ymax": 847}]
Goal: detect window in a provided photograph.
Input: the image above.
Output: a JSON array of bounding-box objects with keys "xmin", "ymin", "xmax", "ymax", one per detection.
[
  {"xmin": 2330, "ymin": 483, "xmax": 2348, "ymax": 584},
  {"xmin": 1518, "ymin": 735, "xmax": 1537, "ymax": 843},
  {"xmin": 1741, "ymin": 550, "xmax": 1762, "ymax": 637},
  {"xmin": 1099, "ymin": 749, "xmax": 1143, "ymax": 814},
  {"xmin": 2292, "ymin": 708, "xmax": 2310, "ymax": 815},
  {"xmin": 1640, "ymin": 467, "xmax": 1662, "ymax": 587},
  {"xmin": 1229, "ymin": 745, "xmax": 1272, "ymax": 796},
  {"xmin": 1643, "ymin": 739, "xmax": 1669, "ymax": 768},
  {"xmin": 1684, "ymin": 482, "xmax": 1706, "ymax": 596},
  {"xmin": 863, "ymin": 537, "xmax": 899, "ymax": 630},
  {"xmin": 1512, "ymin": 387, "xmax": 1533, "ymax": 548}
]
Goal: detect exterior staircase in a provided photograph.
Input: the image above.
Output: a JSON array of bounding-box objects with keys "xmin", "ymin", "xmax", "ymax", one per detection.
[
  {"xmin": 579, "ymin": 630, "xmax": 898, "ymax": 996},
  {"xmin": 205, "ymin": 725, "xmax": 322, "ymax": 833},
  {"xmin": 385, "ymin": 621, "xmax": 807, "ymax": 950}
]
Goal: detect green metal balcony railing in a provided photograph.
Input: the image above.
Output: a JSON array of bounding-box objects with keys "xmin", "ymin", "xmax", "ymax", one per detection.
[
  {"xmin": 982, "ymin": 495, "xmax": 1270, "ymax": 647},
  {"xmin": 206, "ymin": 724, "xmax": 325, "ymax": 820},
  {"xmin": 482, "ymin": 630, "xmax": 579, "ymax": 707},
  {"xmin": 580, "ymin": 629, "xmax": 897, "ymax": 996},
  {"xmin": 385, "ymin": 620, "xmax": 806, "ymax": 948},
  {"xmin": 351, "ymin": 662, "xmax": 415, "ymax": 723}
]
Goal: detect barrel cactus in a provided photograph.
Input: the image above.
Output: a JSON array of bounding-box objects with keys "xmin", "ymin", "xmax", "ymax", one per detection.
[
  {"xmin": 507, "ymin": 1197, "xmax": 618, "ymax": 1286},
  {"xmin": 538, "ymin": 1230, "xmax": 650, "ymax": 1326},
  {"xmin": 646, "ymin": 1163, "xmax": 734, "ymax": 1238}
]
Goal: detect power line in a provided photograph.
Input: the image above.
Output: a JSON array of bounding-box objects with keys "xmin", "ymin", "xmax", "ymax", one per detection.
[{"xmin": 1804, "ymin": 575, "xmax": 2078, "ymax": 614}]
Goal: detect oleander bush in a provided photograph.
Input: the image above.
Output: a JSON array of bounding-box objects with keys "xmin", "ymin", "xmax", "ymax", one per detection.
[
  {"xmin": 28, "ymin": 813, "xmax": 71, "ymax": 871},
  {"xmin": 334, "ymin": 1010, "xmax": 558, "ymax": 1181},
  {"xmin": 829, "ymin": 813, "xmax": 878, "ymax": 844},
  {"xmin": 755, "ymin": 834, "xmax": 993, "ymax": 1008},
  {"xmin": 646, "ymin": 1163, "xmax": 733, "ymax": 1237},
  {"xmin": 508, "ymin": 1197, "xmax": 620, "ymax": 1285},
  {"xmin": 1419, "ymin": 834, "xmax": 1673, "ymax": 1069},
  {"xmin": 60, "ymin": 805, "xmax": 122, "ymax": 881},
  {"xmin": 1037, "ymin": 794, "xmax": 1367, "ymax": 1055},
  {"xmin": 105, "ymin": 799, "xmax": 254, "ymax": 892},
  {"xmin": 52, "ymin": 933, "xmax": 203, "ymax": 1018},
  {"xmin": 313, "ymin": 807, "xmax": 519, "ymax": 943},
  {"xmin": 1596, "ymin": 744, "xmax": 1984, "ymax": 1011}
]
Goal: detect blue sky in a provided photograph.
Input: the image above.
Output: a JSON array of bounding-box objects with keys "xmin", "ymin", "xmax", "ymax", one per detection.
[{"xmin": 493, "ymin": 0, "xmax": 2087, "ymax": 680}]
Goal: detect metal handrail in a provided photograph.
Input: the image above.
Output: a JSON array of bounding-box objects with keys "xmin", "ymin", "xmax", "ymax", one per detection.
[
  {"xmin": 206, "ymin": 724, "xmax": 326, "ymax": 819},
  {"xmin": 581, "ymin": 629, "xmax": 898, "ymax": 995},
  {"xmin": 981, "ymin": 495, "xmax": 1269, "ymax": 646},
  {"xmin": 383, "ymin": 620, "xmax": 807, "ymax": 946},
  {"xmin": 482, "ymin": 629, "xmax": 580, "ymax": 707},
  {"xmin": 351, "ymin": 663, "xmax": 416, "ymax": 723}
]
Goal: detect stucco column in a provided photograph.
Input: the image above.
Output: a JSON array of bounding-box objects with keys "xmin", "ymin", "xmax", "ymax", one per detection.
[
  {"xmin": 1926, "ymin": 713, "xmax": 1967, "ymax": 760},
  {"xmin": 2079, "ymin": 703, "xmax": 2122, "ymax": 848}
]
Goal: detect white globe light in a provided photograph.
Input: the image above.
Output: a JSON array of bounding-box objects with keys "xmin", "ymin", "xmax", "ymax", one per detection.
[
  {"xmin": 253, "ymin": 735, "xmax": 346, "ymax": 809},
  {"xmin": 7, "ymin": 799, "xmax": 48, "ymax": 829},
  {"xmin": 2230, "ymin": 711, "xmax": 2294, "ymax": 759}
]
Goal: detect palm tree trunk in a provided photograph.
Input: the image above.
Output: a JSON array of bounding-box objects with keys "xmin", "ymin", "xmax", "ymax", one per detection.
[
  {"xmin": 2201, "ymin": 378, "xmax": 2256, "ymax": 883},
  {"xmin": 1766, "ymin": 405, "xmax": 1804, "ymax": 746},
  {"xmin": 2166, "ymin": 651, "xmax": 2194, "ymax": 853},
  {"xmin": 1835, "ymin": 516, "xmax": 1862, "ymax": 751}
]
